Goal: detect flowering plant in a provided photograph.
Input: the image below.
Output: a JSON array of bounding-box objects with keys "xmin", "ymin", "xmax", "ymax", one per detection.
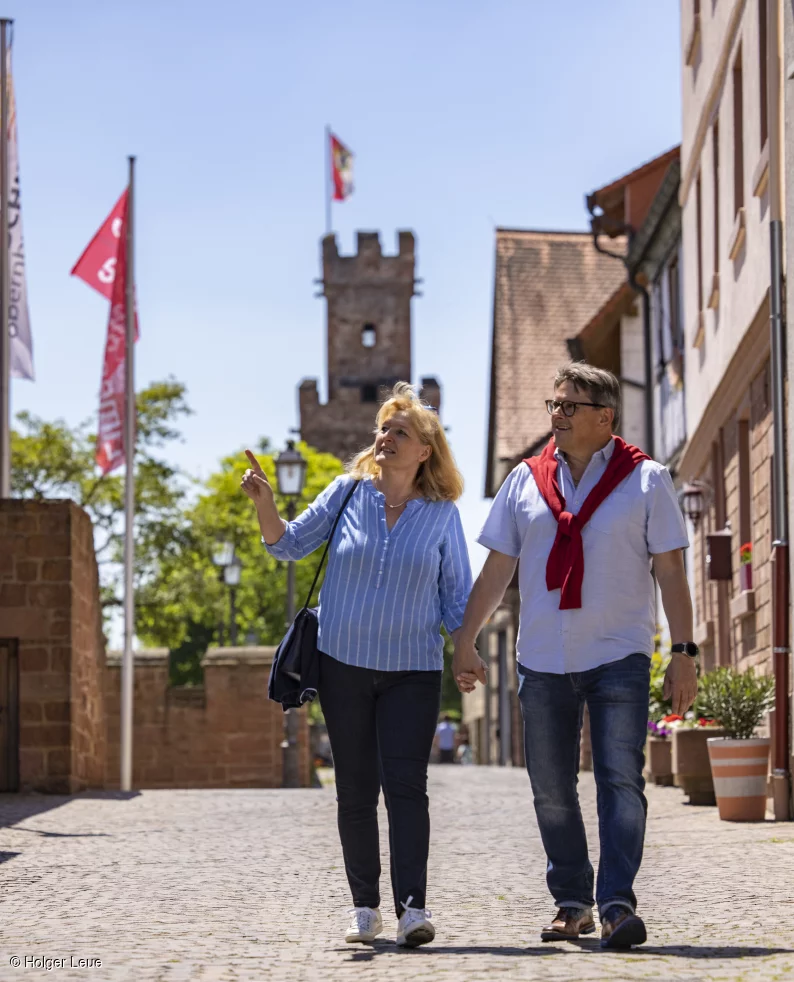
[
  {"xmin": 647, "ymin": 714, "xmax": 684, "ymax": 738},
  {"xmin": 740, "ymin": 542, "xmax": 752, "ymax": 565}
]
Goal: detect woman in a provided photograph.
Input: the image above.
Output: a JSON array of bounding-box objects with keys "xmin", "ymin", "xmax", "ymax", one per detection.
[{"xmin": 241, "ymin": 383, "xmax": 472, "ymax": 948}]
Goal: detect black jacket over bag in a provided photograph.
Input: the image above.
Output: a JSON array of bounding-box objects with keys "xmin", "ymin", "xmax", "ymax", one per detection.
[{"xmin": 268, "ymin": 479, "xmax": 359, "ymax": 711}]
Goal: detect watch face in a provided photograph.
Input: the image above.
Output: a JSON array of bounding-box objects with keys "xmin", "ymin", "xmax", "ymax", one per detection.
[{"xmin": 685, "ymin": 643, "xmax": 699, "ymax": 657}]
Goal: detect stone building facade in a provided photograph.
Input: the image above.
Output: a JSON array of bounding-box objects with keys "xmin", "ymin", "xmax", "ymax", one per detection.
[
  {"xmin": 299, "ymin": 231, "xmax": 441, "ymax": 463},
  {"xmin": 679, "ymin": 0, "xmax": 778, "ymax": 675},
  {"xmin": 0, "ymin": 500, "xmax": 310, "ymax": 792},
  {"xmin": 0, "ymin": 500, "xmax": 105, "ymax": 792}
]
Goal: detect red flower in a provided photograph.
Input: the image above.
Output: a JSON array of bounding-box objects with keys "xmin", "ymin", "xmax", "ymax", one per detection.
[{"xmin": 663, "ymin": 714, "xmax": 684, "ymax": 723}]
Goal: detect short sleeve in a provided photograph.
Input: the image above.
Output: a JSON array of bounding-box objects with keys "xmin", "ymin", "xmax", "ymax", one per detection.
[
  {"xmin": 645, "ymin": 465, "xmax": 689, "ymax": 555},
  {"xmin": 476, "ymin": 466, "xmax": 523, "ymax": 557}
]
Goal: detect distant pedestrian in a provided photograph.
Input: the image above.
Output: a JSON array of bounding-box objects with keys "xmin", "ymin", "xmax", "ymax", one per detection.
[
  {"xmin": 456, "ymin": 725, "xmax": 473, "ymax": 765},
  {"xmin": 435, "ymin": 714, "xmax": 457, "ymax": 763},
  {"xmin": 241, "ymin": 383, "xmax": 472, "ymax": 949},
  {"xmin": 453, "ymin": 364, "xmax": 698, "ymax": 950}
]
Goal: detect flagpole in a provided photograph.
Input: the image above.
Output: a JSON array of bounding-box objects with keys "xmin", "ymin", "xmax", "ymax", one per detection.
[
  {"xmin": 120, "ymin": 155, "xmax": 136, "ymax": 792},
  {"xmin": 324, "ymin": 125, "xmax": 332, "ymax": 236},
  {"xmin": 0, "ymin": 19, "xmax": 11, "ymax": 498}
]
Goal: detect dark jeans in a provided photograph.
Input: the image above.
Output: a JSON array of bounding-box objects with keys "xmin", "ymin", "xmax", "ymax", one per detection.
[
  {"xmin": 319, "ymin": 652, "xmax": 442, "ymax": 917},
  {"xmin": 517, "ymin": 653, "xmax": 650, "ymax": 917}
]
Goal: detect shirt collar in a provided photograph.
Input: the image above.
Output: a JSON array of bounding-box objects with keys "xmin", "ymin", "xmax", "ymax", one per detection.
[{"xmin": 554, "ymin": 436, "xmax": 616, "ymax": 468}]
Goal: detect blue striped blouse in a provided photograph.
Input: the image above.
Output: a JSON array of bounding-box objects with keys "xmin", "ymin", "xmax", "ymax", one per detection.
[{"xmin": 264, "ymin": 475, "xmax": 472, "ymax": 672}]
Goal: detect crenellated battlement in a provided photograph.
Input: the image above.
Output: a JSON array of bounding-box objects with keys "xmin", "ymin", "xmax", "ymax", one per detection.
[{"xmin": 322, "ymin": 231, "xmax": 416, "ymax": 290}]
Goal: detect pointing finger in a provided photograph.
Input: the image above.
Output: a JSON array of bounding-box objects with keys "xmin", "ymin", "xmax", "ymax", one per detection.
[{"xmin": 244, "ymin": 449, "xmax": 264, "ymax": 474}]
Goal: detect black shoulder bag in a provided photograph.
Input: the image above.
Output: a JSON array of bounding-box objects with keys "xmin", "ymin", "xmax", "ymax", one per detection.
[{"xmin": 276, "ymin": 479, "xmax": 360, "ymax": 681}]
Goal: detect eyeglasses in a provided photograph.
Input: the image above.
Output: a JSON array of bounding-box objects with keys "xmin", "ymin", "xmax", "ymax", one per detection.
[{"xmin": 545, "ymin": 399, "xmax": 604, "ymax": 417}]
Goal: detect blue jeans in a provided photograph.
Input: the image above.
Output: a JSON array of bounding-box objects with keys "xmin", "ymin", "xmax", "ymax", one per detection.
[{"xmin": 517, "ymin": 653, "xmax": 650, "ymax": 917}]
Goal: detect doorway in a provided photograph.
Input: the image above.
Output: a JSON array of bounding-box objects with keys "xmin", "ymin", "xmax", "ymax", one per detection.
[{"xmin": 0, "ymin": 639, "xmax": 20, "ymax": 792}]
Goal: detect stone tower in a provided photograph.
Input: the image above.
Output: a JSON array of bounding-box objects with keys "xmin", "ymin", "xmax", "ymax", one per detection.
[{"xmin": 299, "ymin": 230, "xmax": 441, "ymax": 462}]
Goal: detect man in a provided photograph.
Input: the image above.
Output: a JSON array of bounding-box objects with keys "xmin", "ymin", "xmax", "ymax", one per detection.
[
  {"xmin": 435, "ymin": 714, "xmax": 457, "ymax": 764},
  {"xmin": 454, "ymin": 364, "xmax": 697, "ymax": 950}
]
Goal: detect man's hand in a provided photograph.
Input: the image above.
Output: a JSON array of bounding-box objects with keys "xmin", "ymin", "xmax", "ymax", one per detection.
[
  {"xmin": 241, "ymin": 449, "xmax": 275, "ymax": 507},
  {"xmin": 663, "ymin": 652, "xmax": 698, "ymax": 717},
  {"xmin": 452, "ymin": 638, "xmax": 487, "ymax": 694}
]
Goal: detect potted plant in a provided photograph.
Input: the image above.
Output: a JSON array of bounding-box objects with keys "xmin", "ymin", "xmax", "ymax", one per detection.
[
  {"xmin": 645, "ymin": 718, "xmax": 675, "ymax": 785},
  {"xmin": 670, "ymin": 712, "xmax": 726, "ymax": 805},
  {"xmin": 700, "ymin": 667, "xmax": 775, "ymax": 821},
  {"xmin": 739, "ymin": 542, "xmax": 753, "ymax": 591}
]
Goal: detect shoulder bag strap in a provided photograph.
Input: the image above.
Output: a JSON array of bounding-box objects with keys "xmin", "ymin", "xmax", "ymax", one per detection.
[{"xmin": 300, "ymin": 479, "xmax": 360, "ymax": 611}]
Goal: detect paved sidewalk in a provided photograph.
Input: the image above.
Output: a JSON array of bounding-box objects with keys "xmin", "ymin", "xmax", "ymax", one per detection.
[{"xmin": 1, "ymin": 767, "xmax": 793, "ymax": 981}]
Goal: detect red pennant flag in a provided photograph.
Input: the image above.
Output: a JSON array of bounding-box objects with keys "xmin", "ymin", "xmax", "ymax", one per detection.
[
  {"xmin": 330, "ymin": 134, "xmax": 354, "ymax": 201},
  {"xmin": 71, "ymin": 191, "xmax": 128, "ymax": 299},
  {"xmin": 72, "ymin": 189, "xmax": 139, "ymax": 474}
]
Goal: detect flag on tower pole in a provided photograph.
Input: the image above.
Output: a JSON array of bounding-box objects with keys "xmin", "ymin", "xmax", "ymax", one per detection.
[
  {"xmin": 71, "ymin": 160, "xmax": 138, "ymax": 792},
  {"xmin": 326, "ymin": 127, "xmax": 353, "ymax": 234}
]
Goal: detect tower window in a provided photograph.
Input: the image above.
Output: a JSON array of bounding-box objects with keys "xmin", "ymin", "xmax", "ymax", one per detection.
[
  {"xmin": 361, "ymin": 384, "xmax": 378, "ymax": 403},
  {"xmin": 361, "ymin": 324, "xmax": 377, "ymax": 348}
]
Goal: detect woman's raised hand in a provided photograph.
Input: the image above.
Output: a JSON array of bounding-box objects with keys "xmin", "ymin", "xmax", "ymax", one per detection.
[{"xmin": 241, "ymin": 449, "xmax": 274, "ymax": 507}]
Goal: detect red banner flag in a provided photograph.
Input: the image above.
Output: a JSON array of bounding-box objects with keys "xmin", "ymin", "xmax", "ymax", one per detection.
[
  {"xmin": 73, "ymin": 189, "xmax": 139, "ymax": 474},
  {"xmin": 71, "ymin": 191, "xmax": 128, "ymax": 299},
  {"xmin": 330, "ymin": 133, "xmax": 354, "ymax": 201}
]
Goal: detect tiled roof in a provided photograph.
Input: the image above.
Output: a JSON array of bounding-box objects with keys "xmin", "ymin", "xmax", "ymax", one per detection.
[{"xmin": 485, "ymin": 229, "xmax": 627, "ymax": 495}]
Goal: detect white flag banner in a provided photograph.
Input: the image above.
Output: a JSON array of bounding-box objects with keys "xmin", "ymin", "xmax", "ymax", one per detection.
[{"xmin": 5, "ymin": 41, "xmax": 34, "ymax": 380}]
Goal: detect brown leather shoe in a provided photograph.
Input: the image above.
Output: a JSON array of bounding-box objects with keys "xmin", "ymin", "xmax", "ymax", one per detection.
[
  {"xmin": 599, "ymin": 906, "xmax": 647, "ymax": 949},
  {"xmin": 540, "ymin": 906, "xmax": 596, "ymax": 942}
]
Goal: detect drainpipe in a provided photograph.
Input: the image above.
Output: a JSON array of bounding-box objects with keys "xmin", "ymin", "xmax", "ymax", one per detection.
[
  {"xmin": 586, "ymin": 214, "xmax": 655, "ymax": 460},
  {"xmin": 767, "ymin": 0, "xmax": 791, "ymax": 820}
]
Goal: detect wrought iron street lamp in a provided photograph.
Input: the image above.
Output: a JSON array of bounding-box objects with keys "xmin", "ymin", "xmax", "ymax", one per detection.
[
  {"xmin": 274, "ymin": 440, "xmax": 308, "ymax": 789},
  {"xmin": 223, "ymin": 556, "xmax": 242, "ymax": 646},
  {"xmin": 211, "ymin": 541, "xmax": 242, "ymax": 646}
]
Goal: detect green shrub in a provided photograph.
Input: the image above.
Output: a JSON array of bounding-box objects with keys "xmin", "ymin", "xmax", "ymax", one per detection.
[{"xmin": 696, "ymin": 667, "xmax": 775, "ymax": 740}]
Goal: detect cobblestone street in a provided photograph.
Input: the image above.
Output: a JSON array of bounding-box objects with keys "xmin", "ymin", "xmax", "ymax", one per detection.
[{"xmin": 1, "ymin": 766, "xmax": 793, "ymax": 981}]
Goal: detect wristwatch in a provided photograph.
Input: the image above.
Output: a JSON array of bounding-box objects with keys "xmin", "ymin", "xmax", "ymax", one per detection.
[{"xmin": 671, "ymin": 642, "xmax": 699, "ymax": 658}]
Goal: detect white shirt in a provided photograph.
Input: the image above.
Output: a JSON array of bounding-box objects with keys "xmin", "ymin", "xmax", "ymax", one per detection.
[{"xmin": 477, "ymin": 439, "xmax": 689, "ymax": 674}]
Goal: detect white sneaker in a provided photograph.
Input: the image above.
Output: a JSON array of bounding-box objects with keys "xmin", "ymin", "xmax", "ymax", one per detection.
[
  {"xmin": 345, "ymin": 906, "xmax": 383, "ymax": 943},
  {"xmin": 396, "ymin": 896, "xmax": 435, "ymax": 948}
]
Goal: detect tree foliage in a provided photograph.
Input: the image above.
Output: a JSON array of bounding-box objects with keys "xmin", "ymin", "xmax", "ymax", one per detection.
[
  {"xmin": 135, "ymin": 441, "xmax": 345, "ymax": 683},
  {"xmin": 11, "ymin": 379, "xmax": 192, "ymax": 613}
]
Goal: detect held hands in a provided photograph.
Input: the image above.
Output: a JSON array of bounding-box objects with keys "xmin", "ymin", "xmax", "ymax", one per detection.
[
  {"xmin": 452, "ymin": 639, "xmax": 487, "ymax": 694},
  {"xmin": 241, "ymin": 449, "xmax": 275, "ymax": 508},
  {"xmin": 663, "ymin": 652, "xmax": 699, "ymax": 717}
]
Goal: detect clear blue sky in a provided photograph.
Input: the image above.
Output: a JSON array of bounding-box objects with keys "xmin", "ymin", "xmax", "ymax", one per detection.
[{"xmin": 11, "ymin": 0, "xmax": 681, "ymax": 580}]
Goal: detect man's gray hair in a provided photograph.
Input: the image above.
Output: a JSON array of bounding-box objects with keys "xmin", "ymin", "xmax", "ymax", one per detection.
[{"xmin": 554, "ymin": 363, "xmax": 621, "ymax": 431}]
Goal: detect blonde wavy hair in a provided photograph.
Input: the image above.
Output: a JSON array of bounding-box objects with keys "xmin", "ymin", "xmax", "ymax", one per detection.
[{"xmin": 348, "ymin": 382, "xmax": 464, "ymax": 501}]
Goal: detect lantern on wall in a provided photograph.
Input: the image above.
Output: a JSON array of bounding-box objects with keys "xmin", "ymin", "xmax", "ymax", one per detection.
[{"xmin": 679, "ymin": 482, "xmax": 709, "ymax": 529}]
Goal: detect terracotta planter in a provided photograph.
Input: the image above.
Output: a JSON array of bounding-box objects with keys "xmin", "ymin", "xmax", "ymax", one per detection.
[
  {"xmin": 644, "ymin": 736, "xmax": 673, "ymax": 786},
  {"xmin": 707, "ymin": 737, "xmax": 771, "ymax": 821},
  {"xmin": 672, "ymin": 726, "xmax": 727, "ymax": 805}
]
